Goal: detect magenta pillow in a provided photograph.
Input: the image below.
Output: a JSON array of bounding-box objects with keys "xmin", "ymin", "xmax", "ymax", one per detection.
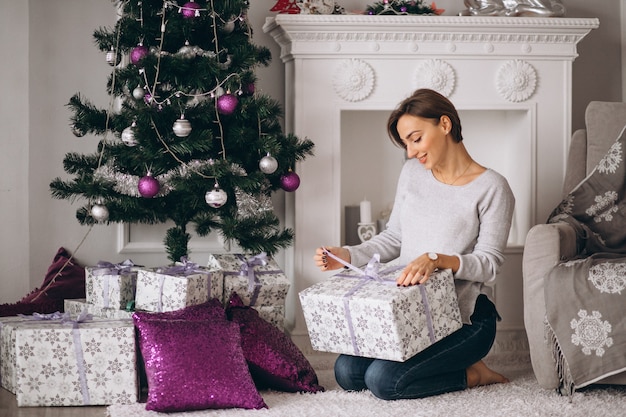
[
  {"xmin": 226, "ymin": 292, "xmax": 324, "ymax": 393},
  {"xmin": 133, "ymin": 315, "xmax": 267, "ymax": 412}
]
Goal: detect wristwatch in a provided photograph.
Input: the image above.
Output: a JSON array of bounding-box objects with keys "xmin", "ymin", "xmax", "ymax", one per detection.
[{"xmin": 428, "ymin": 252, "xmax": 438, "ymax": 261}]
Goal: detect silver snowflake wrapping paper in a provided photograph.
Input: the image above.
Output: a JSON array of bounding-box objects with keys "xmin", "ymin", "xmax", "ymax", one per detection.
[
  {"xmin": 64, "ymin": 298, "xmax": 134, "ymax": 320},
  {"xmin": 0, "ymin": 316, "xmax": 138, "ymax": 406},
  {"xmin": 255, "ymin": 305, "xmax": 286, "ymax": 331},
  {"xmin": 134, "ymin": 265, "xmax": 223, "ymax": 313},
  {"xmin": 85, "ymin": 262, "xmax": 138, "ymax": 310},
  {"xmin": 206, "ymin": 253, "xmax": 290, "ymax": 308},
  {"xmin": 299, "ymin": 267, "xmax": 462, "ymax": 362}
]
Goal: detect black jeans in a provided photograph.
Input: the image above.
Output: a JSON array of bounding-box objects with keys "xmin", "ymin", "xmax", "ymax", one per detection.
[{"xmin": 333, "ymin": 295, "xmax": 499, "ymax": 400}]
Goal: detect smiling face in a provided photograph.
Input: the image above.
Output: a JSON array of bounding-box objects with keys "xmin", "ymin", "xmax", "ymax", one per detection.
[{"xmin": 396, "ymin": 114, "xmax": 451, "ymax": 169}]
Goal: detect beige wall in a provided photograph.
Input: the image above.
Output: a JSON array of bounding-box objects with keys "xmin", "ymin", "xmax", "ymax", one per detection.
[{"xmin": 0, "ymin": 0, "xmax": 621, "ymax": 305}]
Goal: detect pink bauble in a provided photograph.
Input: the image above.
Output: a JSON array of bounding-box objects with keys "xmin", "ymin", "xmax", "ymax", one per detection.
[
  {"xmin": 182, "ymin": 1, "xmax": 201, "ymax": 18},
  {"xmin": 280, "ymin": 171, "xmax": 300, "ymax": 192},
  {"xmin": 216, "ymin": 94, "xmax": 238, "ymax": 115},
  {"xmin": 130, "ymin": 44, "xmax": 149, "ymax": 65},
  {"xmin": 138, "ymin": 175, "xmax": 160, "ymax": 198}
]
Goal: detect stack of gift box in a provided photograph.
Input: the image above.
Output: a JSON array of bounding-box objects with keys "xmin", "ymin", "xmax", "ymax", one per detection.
[
  {"xmin": 1, "ymin": 252, "xmax": 464, "ymax": 407},
  {"xmin": 0, "ymin": 253, "xmax": 290, "ymax": 407}
]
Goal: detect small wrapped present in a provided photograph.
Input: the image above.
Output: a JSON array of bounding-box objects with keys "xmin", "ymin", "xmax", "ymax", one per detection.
[
  {"xmin": 0, "ymin": 312, "xmax": 138, "ymax": 406},
  {"xmin": 207, "ymin": 253, "xmax": 290, "ymax": 308},
  {"xmin": 64, "ymin": 298, "xmax": 134, "ymax": 320},
  {"xmin": 85, "ymin": 260, "xmax": 138, "ymax": 309},
  {"xmin": 299, "ymin": 254, "xmax": 462, "ymax": 362},
  {"xmin": 135, "ymin": 258, "xmax": 223, "ymax": 312}
]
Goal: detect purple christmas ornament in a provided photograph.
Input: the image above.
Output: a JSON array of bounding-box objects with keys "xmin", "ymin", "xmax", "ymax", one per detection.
[
  {"xmin": 130, "ymin": 44, "xmax": 149, "ymax": 65},
  {"xmin": 182, "ymin": 1, "xmax": 201, "ymax": 18},
  {"xmin": 216, "ymin": 93, "xmax": 238, "ymax": 115},
  {"xmin": 138, "ymin": 174, "xmax": 160, "ymax": 198},
  {"xmin": 280, "ymin": 171, "xmax": 300, "ymax": 192}
]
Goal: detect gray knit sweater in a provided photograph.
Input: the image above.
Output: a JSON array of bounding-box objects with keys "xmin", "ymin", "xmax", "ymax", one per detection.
[{"xmin": 347, "ymin": 158, "xmax": 515, "ymax": 324}]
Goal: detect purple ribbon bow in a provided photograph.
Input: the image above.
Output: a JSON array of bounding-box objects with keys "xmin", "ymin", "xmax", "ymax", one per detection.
[
  {"xmin": 237, "ymin": 252, "xmax": 269, "ymax": 293},
  {"xmin": 92, "ymin": 259, "xmax": 136, "ymax": 276},
  {"xmin": 158, "ymin": 257, "xmax": 205, "ymax": 276}
]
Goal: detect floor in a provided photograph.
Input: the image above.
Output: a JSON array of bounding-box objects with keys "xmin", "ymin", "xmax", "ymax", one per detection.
[{"xmin": 0, "ymin": 388, "xmax": 106, "ymax": 417}]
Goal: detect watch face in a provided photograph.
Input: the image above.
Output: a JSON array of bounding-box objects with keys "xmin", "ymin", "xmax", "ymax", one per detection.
[{"xmin": 428, "ymin": 252, "xmax": 438, "ymax": 261}]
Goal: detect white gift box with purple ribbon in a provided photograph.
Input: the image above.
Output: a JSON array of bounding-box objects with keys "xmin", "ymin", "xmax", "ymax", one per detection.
[
  {"xmin": 135, "ymin": 258, "xmax": 223, "ymax": 313},
  {"xmin": 299, "ymin": 254, "xmax": 462, "ymax": 362},
  {"xmin": 64, "ymin": 298, "xmax": 134, "ymax": 320},
  {"xmin": 0, "ymin": 312, "xmax": 138, "ymax": 406},
  {"xmin": 206, "ymin": 253, "xmax": 290, "ymax": 308},
  {"xmin": 85, "ymin": 260, "xmax": 138, "ymax": 310}
]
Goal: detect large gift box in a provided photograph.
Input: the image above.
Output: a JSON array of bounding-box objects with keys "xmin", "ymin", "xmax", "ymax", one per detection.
[
  {"xmin": 135, "ymin": 259, "xmax": 223, "ymax": 312},
  {"xmin": 299, "ymin": 260, "xmax": 462, "ymax": 362},
  {"xmin": 85, "ymin": 260, "xmax": 138, "ymax": 310},
  {"xmin": 206, "ymin": 253, "xmax": 290, "ymax": 308},
  {"xmin": 65, "ymin": 298, "xmax": 134, "ymax": 320},
  {"xmin": 0, "ymin": 313, "xmax": 138, "ymax": 406}
]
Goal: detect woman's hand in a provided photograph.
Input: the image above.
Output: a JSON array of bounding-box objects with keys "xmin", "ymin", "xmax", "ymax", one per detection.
[
  {"xmin": 396, "ymin": 253, "xmax": 438, "ymax": 286},
  {"xmin": 313, "ymin": 246, "xmax": 350, "ymax": 271}
]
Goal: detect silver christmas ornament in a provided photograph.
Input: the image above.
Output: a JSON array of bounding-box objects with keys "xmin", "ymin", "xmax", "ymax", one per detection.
[
  {"xmin": 178, "ymin": 40, "xmax": 195, "ymax": 58},
  {"xmin": 132, "ymin": 86, "xmax": 145, "ymax": 100},
  {"xmin": 173, "ymin": 116, "xmax": 192, "ymax": 137},
  {"xmin": 259, "ymin": 153, "xmax": 278, "ymax": 174},
  {"xmin": 220, "ymin": 21, "xmax": 235, "ymax": 34},
  {"xmin": 91, "ymin": 202, "xmax": 109, "ymax": 222},
  {"xmin": 105, "ymin": 47, "xmax": 118, "ymax": 66},
  {"xmin": 121, "ymin": 122, "xmax": 138, "ymax": 146},
  {"xmin": 205, "ymin": 183, "xmax": 228, "ymax": 208}
]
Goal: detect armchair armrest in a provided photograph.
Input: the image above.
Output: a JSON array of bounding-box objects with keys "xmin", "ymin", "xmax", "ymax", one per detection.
[{"xmin": 522, "ymin": 222, "xmax": 578, "ymax": 389}]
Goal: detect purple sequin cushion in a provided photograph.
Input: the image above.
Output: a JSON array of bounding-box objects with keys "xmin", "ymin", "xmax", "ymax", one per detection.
[
  {"xmin": 133, "ymin": 315, "xmax": 267, "ymax": 412},
  {"xmin": 226, "ymin": 292, "xmax": 325, "ymax": 393}
]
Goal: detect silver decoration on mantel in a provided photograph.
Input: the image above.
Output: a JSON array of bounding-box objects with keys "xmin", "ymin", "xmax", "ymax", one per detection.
[
  {"xmin": 460, "ymin": 0, "xmax": 565, "ymax": 17},
  {"xmin": 93, "ymin": 160, "xmax": 247, "ymax": 197},
  {"xmin": 297, "ymin": 0, "xmax": 335, "ymax": 14},
  {"xmin": 414, "ymin": 59, "xmax": 456, "ymax": 97},
  {"xmin": 496, "ymin": 60, "xmax": 537, "ymax": 102},
  {"xmin": 332, "ymin": 59, "xmax": 375, "ymax": 102}
]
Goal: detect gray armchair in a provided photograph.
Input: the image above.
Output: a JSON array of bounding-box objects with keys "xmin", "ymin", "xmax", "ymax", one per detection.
[{"xmin": 523, "ymin": 101, "xmax": 626, "ymax": 389}]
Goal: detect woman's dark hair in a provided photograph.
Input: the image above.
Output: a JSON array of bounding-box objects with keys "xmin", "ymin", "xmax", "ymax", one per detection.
[{"xmin": 387, "ymin": 88, "xmax": 463, "ymax": 148}]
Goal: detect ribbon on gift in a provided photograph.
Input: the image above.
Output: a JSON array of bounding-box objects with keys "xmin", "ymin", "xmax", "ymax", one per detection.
[
  {"xmin": 17, "ymin": 311, "xmax": 68, "ymax": 321},
  {"xmin": 222, "ymin": 253, "xmax": 282, "ymax": 306},
  {"xmin": 62, "ymin": 309, "xmax": 94, "ymax": 405},
  {"xmin": 92, "ymin": 260, "xmax": 137, "ymax": 308},
  {"xmin": 155, "ymin": 258, "xmax": 211, "ymax": 312}
]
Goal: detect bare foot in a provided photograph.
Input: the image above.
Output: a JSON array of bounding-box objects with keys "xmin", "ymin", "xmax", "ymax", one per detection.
[{"xmin": 466, "ymin": 360, "xmax": 510, "ymax": 388}]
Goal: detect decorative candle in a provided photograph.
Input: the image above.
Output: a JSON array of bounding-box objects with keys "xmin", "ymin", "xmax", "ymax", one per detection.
[{"xmin": 360, "ymin": 199, "xmax": 372, "ymax": 224}]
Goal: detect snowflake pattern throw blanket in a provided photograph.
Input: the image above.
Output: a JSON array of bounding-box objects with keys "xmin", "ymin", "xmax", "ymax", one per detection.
[{"xmin": 546, "ymin": 124, "xmax": 626, "ymax": 395}]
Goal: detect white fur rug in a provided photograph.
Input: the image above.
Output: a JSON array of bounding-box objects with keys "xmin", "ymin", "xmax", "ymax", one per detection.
[{"xmin": 107, "ymin": 353, "xmax": 626, "ymax": 417}]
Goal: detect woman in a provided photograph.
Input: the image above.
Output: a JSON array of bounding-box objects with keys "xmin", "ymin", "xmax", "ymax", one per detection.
[{"xmin": 313, "ymin": 88, "xmax": 515, "ymax": 400}]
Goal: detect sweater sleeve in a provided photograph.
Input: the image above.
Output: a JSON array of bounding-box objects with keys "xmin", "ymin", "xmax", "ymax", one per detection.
[{"xmin": 454, "ymin": 174, "xmax": 515, "ymax": 285}]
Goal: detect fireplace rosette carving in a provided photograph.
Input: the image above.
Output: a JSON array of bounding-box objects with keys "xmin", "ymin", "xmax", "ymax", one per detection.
[
  {"xmin": 414, "ymin": 59, "xmax": 456, "ymax": 97},
  {"xmin": 496, "ymin": 60, "xmax": 537, "ymax": 102},
  {"xmin": 332, "ymin": 59, "xmax": 375, "ymax": 102}
]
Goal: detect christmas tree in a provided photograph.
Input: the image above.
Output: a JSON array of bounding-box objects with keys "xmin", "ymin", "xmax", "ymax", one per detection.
[{"xmin": 50, "ymin": 0, "xmax": 314, "ymax": 263}]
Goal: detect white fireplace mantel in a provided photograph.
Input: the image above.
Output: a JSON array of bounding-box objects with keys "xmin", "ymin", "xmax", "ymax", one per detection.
[{"xmin": 263, "ymin": 15, "xmax": 598, "ymax": 351}]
